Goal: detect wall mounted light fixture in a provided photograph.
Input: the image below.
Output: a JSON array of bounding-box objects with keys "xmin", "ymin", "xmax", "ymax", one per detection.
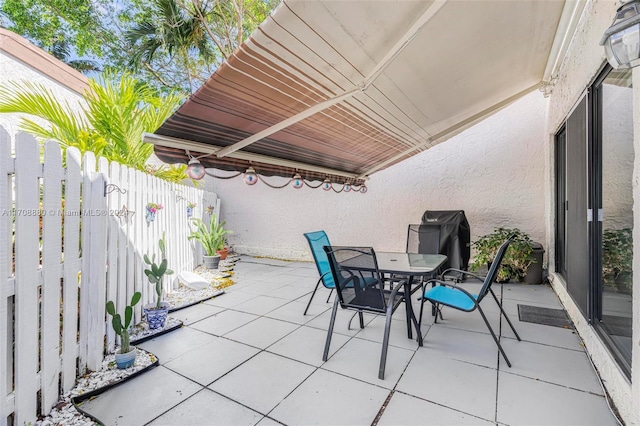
[{"xmin": 601, "ymin": 0, "xmax": 640, "ymax": 69}]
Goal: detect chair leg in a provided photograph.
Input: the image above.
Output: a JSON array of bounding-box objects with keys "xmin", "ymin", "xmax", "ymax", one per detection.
[
  {"xmin": 477, "ymin": 305, "xmax": 512, "ymax": 368},
  {"xmin": 304, "ymin": 278, "xmax": 323, "ymax": 315},
  {"xmin": 358, "ymin": 311, "xmax": 365, "ymax": 328},
  {"xmin": 323, "ymin": 296, "xmax": 340, "ymax": 361},
  {"xmin": 379, "ymin": 304, "xmax": 395, "ymax": 380},
  {"xmin": 489, "ymin": 289, "xmax": 521, "ymax": 341},
  {"xmin": 325, "ymin": 288, "xmax": 334, "ymax": 303}
]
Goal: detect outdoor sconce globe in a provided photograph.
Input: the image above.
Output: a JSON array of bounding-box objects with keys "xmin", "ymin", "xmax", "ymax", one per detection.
[
  {"xmin": 292, "ymin": 173, "xmax": 304, "ymax": 189},
  {"xmin": 322, "ymin": 179, "xmax": 332, "ymax": 191},
  {"xmin": 243, "ymin": 167, "xmax": 258, "ymax": 185},
  {"xmin": 601, "ymin": 0, "xmax": 640, "ymax": 69},
  {"xmin": 186, "ymin": 158, "xmax": 206, "ymax": 180}
]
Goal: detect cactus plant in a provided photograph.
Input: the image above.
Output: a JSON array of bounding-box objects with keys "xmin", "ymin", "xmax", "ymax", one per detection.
[
  {"xmin": 106, "ymin": 291, "xmax": 141, "ymax": 354},
  {"xmin": 144, "ymin": 234, "xmax": 174, "ymax": 309}
]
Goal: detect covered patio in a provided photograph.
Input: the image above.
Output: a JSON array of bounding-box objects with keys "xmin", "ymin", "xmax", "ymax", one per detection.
[{"xmin": 77, "ymin": 256, "xmax": 618, "ymax": 425}]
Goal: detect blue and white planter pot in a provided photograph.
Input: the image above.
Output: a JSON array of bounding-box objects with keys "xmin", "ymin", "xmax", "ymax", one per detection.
[
  {"xmin": 186, "ymin": 206, "xmax": 193, "ymax": 218},
  {"xmin": 115, "ymin": 346, "xmax": 137, "ymax": 369},
  {"xmin": 144, "ymin": 302, "xmax": 169, "ymax": 329},
  {"xmin": 145, "ymin": 208, "xmax": 156, "ymax": 223}
]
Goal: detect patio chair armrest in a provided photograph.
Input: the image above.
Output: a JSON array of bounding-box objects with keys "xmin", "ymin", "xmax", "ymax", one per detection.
[{"xmin": 441, "ymin": 268, "xmax": 486, "ymax": 282}]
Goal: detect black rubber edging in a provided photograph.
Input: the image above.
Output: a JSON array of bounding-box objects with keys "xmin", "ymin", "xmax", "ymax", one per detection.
[
  {"xmin": 129, "ymin": 320, "xmax": 184, "ymax": 346},
  {"xmin": 71, "ymin": 349, "xmax": 160, "ymax": 425}
]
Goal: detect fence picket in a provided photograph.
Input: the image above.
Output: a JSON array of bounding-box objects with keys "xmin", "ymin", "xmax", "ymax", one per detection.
[
  {"xmin": 0, "ymin": 129, "xmax": 11, "ymax": 426},
  {"xmin": 62, "ymin": 147, "xmax": 81, "ymax": 393},
  {"xmin": 85, "ymin": 171, "xmax": 108, "ymax": 371},
  {"xmin": 13, "ymin": 134, "xmax": 41, "ymax": 425},
  {"xmin": 41, "ymin": 141, "xmax": 63, "ymax": 414},
  {"xmin": 103, "ymin": 160, "xmax": 118, "ymax": 352}
]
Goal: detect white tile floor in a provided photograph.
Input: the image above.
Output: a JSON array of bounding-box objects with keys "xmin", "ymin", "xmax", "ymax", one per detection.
[{"xmin": 78, "ymin": 256, "xmax": 620, "ymax": 425}]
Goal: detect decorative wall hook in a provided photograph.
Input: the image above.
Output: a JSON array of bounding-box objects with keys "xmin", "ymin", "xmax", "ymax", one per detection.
[{"xmin": 104, "ymin": 183, "xmax": 127, "ymax": 196}]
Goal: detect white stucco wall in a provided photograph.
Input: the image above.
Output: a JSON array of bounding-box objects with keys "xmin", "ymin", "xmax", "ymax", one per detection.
[
  {"xmin": 206, "ymin": 90, "xmax": 547, "ymax": 264},
  {"xmin": 545, "ymin": 1, "xmax": 638, "ymax": 423},
  {"xmin": 0, "ymin": 35, "xmax": 87, "ymax": 141}
]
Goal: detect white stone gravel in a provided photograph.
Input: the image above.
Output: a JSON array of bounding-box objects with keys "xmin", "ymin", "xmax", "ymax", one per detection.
[
  {"xmin": 129, "ymin": 316, "xmax": 184, "ymax": 342},
  {"xmin": 36, "ymin": 349, "xmax": 157, "ymax": 426}
]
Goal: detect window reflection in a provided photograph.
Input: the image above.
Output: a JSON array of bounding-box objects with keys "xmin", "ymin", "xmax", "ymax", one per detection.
[{"xmin": 600, "ymin": 68, "xmax": 633, "ymax": 366}]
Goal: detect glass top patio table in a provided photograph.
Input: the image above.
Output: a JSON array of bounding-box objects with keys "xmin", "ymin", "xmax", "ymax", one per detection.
[
  {"xmin": 343, "ymin": 252, "xmax": 447, "ymax": 345},
  {"xmin": 374, "ymin": 252, "xmax": 447, "ymax": 276}
]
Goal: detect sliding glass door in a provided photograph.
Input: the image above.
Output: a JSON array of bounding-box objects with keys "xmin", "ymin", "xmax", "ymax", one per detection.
[
  {"xmin": 595, "ymin": 68, "xmax": 633, "ymax": 373},
  {"xmin": 554, "ymin": 65, "xmax": 633, "ymax": 377}
]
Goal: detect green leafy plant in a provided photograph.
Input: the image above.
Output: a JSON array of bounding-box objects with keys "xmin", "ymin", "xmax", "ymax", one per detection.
[
  {"xmin": 106, "ymin": 291, "xmax": 141, "ymax": 354},
  {"xmin": 602, "ymin": 228, "xmax": 633, "ymax": 289},
  {"xmin": 188, "ymin": 215, "xmax": 233, "ymax": 255},
  {"xmin": 144, "ymin": 234, "xmax": 174, "ymax": 309},
  {"xmin": 471, "ymin": 228, "xmax": 535, "ymax": 282}
]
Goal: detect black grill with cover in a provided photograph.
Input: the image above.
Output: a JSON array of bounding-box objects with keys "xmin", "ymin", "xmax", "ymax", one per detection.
[{"xmin": 420, "ymin": 210, "xmax": 471, "ymax": 277}]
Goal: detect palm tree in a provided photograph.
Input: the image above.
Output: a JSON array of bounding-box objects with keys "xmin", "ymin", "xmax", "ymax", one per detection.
[
  {"xmin": 0, "ymin": 72, "xmax": 188, "ymax": 182},
  {"xmin": 126, "ymin": 0, "xmax": 217, "ymax": 93}
]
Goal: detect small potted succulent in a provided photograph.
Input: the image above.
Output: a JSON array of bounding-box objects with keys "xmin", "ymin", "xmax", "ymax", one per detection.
[
  {"xmin": 145, "ymin": 202, "xmax": 163, "ymax": 223},
  {"xmin": 186, "ymin": 201, "xmax": 196, "ymax": 218},
  {"xmin": 471, "ymin": 227, "xmax": 536, "ymax": 282},
  {"xmin": 188, "ymin": 215, "xmax": 232, "ymax": 269},
  {"xmin": 143, "ymin": 234, "xmax": 174, "ymax": 329},
  {"xmin": 106, "ymin": 291, "xmax": 142, "ymax": 369}
]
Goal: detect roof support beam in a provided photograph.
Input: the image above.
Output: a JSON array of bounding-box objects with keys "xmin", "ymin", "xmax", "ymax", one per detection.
[
  {"xmin": 143, "ymin": 132, "xmax": 367, "ymax": 180},
  {"xmin": 358, "ymin": 82, "xmax": 543, "ymax": 178},
  {"xmin": 215, "ymin": 0, "xmax": 448, "ymax": 159}
]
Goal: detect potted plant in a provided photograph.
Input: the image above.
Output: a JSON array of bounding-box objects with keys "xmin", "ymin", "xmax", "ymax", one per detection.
[
  {"xmin": 186, "ymin": 201, "xmax": 196, "ymax": 218},
  {"xmin": 602, "ymin": 228, "xmax": 633, "ymax": 294},
  {"xmin": 106, "ymin": 291, "xmax": 142, "ymax": 369},
  {"xmin": 471, "ymin": 227, "xmax": 535, "ymax": 282},
  {"xmin": 188, "ymin": 215, "xmax": 232, "ymax": 269},
  {"xmin": 143, "ymin": 234, "xmax": 174, "ymax": 329},
  {"xmin": 145, "ymin": 202, "xmax": 163, "ymax": 223}
]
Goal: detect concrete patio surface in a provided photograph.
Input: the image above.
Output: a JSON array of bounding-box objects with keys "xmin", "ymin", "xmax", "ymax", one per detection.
[{"xmin": 78, "ymin": 256, "xmax": 620, "ymax": 425}]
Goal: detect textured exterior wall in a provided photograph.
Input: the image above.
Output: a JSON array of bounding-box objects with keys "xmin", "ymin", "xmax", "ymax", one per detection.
[
  {"xmin": 545, "ymin": 1, "xmax": 638, "ymax": 423},
  {"xmin": 207, "ymin": 90, "xmax": 547, "ymax": 262},
  {"xmin": 0, "ymin": 30, "xmax": 88, "ymax": 140}
]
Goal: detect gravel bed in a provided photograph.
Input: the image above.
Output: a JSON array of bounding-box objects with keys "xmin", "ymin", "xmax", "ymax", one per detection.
[
  {"xmin": 129, "ymin": 316, "xmax": 183, "ymax": 343},
  {"xmin": 36, "ymin": 350, "xmax": 157, "ymax": 426}
]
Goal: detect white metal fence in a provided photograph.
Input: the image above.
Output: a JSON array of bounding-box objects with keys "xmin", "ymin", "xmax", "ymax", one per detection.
[{"xmin": 0, "ymin": 127, "xmax": 219, "ymax": 425}]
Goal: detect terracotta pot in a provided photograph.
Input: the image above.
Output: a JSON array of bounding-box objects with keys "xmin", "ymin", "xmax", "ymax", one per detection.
[{"xmin": 217, "ymin": 247, "xmax": 229, "ymax": 260}]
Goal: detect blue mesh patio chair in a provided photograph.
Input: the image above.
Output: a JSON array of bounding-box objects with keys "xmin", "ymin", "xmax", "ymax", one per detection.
[
  {"xmin": 418, "ymin": 235, "xmax": 522, "ymax": 367},
  {"xmin": 323, "ymin": 246, "xmax": 407, "ymax": 380},
  {"xmin": 303, "ymin": 231, "xmax": 336, "ymax": 315}
]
